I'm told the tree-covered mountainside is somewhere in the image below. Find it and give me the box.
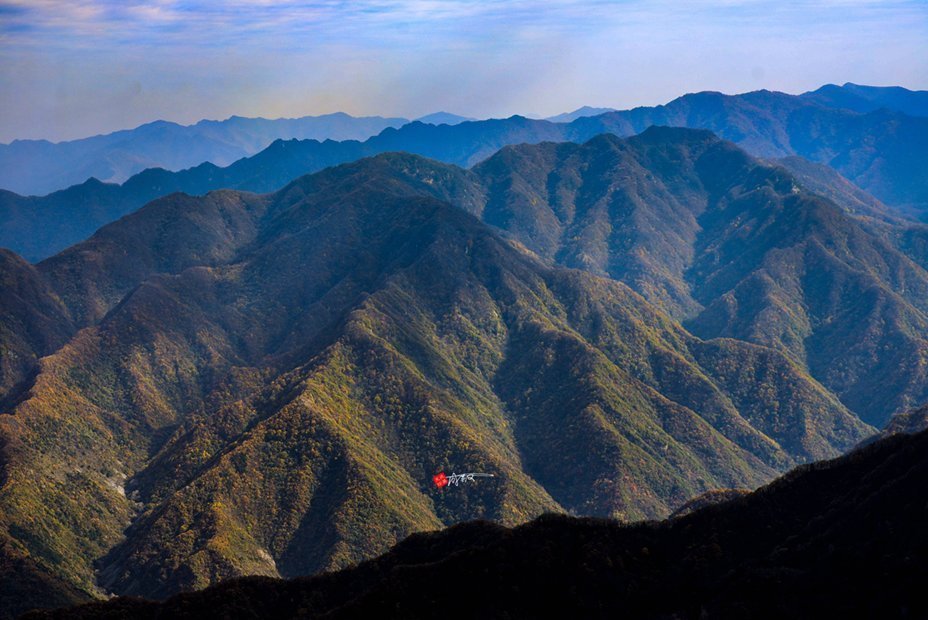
[4,86,927,262]
[24,423,928,620]
[234,129,928,428]
[462,129,928,427]
[0,135,876,616]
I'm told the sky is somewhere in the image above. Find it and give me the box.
[0,0,926,143]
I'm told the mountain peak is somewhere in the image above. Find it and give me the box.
[801,82,928,117]
[415,112,475,126]
[546,106,619,123]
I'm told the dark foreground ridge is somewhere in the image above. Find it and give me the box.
[25,427,928,619]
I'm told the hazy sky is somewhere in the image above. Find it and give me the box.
[1,0,926,143]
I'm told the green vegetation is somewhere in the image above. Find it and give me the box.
[23,426,928,619]
[7,128,919,616]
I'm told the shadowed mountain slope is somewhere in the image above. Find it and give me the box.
[25,423,928,620]
[0,250,73,396]
[866,402,928,446]
[0,145,871,613]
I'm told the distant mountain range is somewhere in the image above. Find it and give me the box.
[573,87,928,214]
[20,417,928,619]
[545,106,618,123]
[5,83,926,204]
[800,82,928,117]
[3,129,902,615]
[0,111,477,198]
[414,112,475,125]
[544,81,928,124]
[2,83,926,263]
[0,113,409,196]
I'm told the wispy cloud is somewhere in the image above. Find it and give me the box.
[2,0,924,47]
[1,0,926,142]
[1,0,625,47]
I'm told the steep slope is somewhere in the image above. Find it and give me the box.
[470,130,717,317]
[0,190,276,617]
[8,127,918,424]
[0,539,88,620]
[774,155,900,223]
[0,157,869,609]
[0,113,408,196]
[0,250,73,397]
[26,424,928,620]
[774,155,928,274]
[37,190,271,326]
[0,182,130,264]
[455,129,928,426]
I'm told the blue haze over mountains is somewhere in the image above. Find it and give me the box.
[6,82,925,199]
[0,113,410,197]
[2,83,927,263]
[0,112,478,198]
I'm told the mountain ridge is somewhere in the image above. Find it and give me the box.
[364,128,928,427]
[0,133,878,613]
[800,82,928,117]
[0,113,409,196]
[8,128,928,429]
[4,86,927,262]
[414,112,475,126]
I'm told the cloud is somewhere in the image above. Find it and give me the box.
[1,1,922,48]
[1,0,926,142]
